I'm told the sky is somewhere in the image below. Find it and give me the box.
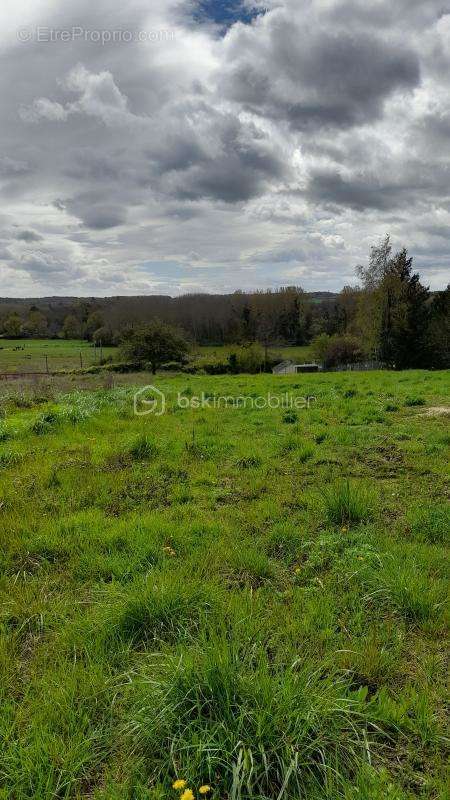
[0,0,449,297]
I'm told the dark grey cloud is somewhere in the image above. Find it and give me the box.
[73,204,127,230]
[221,14,420,131]
[166,121,286,202]
[15,229,44,242]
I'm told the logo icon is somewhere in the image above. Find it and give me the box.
[134,385,166,416]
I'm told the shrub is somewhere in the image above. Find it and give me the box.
[229,344,265,374]
[312,334,364,368]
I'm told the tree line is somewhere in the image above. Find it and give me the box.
[0,237,448,369]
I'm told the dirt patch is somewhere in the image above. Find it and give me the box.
[421,407,450,417]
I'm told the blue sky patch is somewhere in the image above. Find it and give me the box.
[193,0,262,28]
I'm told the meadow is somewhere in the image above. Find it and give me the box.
[0,339,312,375]
[0,370,448,799]
[0,339,116,374]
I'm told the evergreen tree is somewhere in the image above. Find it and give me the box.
[377,249,429,368]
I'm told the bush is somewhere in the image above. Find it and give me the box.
[312,334,364,368]
[228,343,265,374]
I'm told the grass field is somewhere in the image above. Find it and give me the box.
[0,339,313,375]
[0,340,116,374]
[0,370,448,799]
[193,344,313,363]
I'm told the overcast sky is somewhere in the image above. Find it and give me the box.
[0,0,449,297]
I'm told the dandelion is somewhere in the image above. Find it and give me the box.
[173,779,187,790]
[199,786,211,795]
[294,567,301,575]
[180,790,195,800]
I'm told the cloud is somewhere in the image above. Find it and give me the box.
[220,10,421,131]
[0,0,448,295]
[65,196,128,229]
[19,64,132,127]
[19,97,69,123]
[0,156,31,177]
[15,229,44,242]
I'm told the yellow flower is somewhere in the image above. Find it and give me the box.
[199,786,211,795]
[180,790,195,800]
[172,779,187,791]
[294,567,301,575]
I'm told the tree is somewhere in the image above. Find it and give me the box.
[357,234,392,290]
[119,320,189,373]
[356,237,430,368]
[92,326,115,347]
[377,249,429,368]
[62,314,82,339]
[2,313,23,338]
[228,343,265,374]
[426,286,450,369]
[85,311,105,341]
[21,310,48,338]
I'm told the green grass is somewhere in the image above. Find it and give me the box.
[195,344,313,363]
[0,339,115,373]
[0,370,448,799]
[0,339,312,376]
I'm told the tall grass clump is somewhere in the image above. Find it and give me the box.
[30,409,62,435]
[125,636,390,798]
[128,434,158,461]
[322,479,374,526]
[0,423,13,442]
[112,577,218,646]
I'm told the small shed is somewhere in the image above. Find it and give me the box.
[272,360,296,375]
[272,361,320,375]
[295,363,320,373]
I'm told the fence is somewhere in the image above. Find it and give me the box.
[326,361,384,372]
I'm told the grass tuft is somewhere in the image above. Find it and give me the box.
[322,479,374,526]
[128,434,158,460]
